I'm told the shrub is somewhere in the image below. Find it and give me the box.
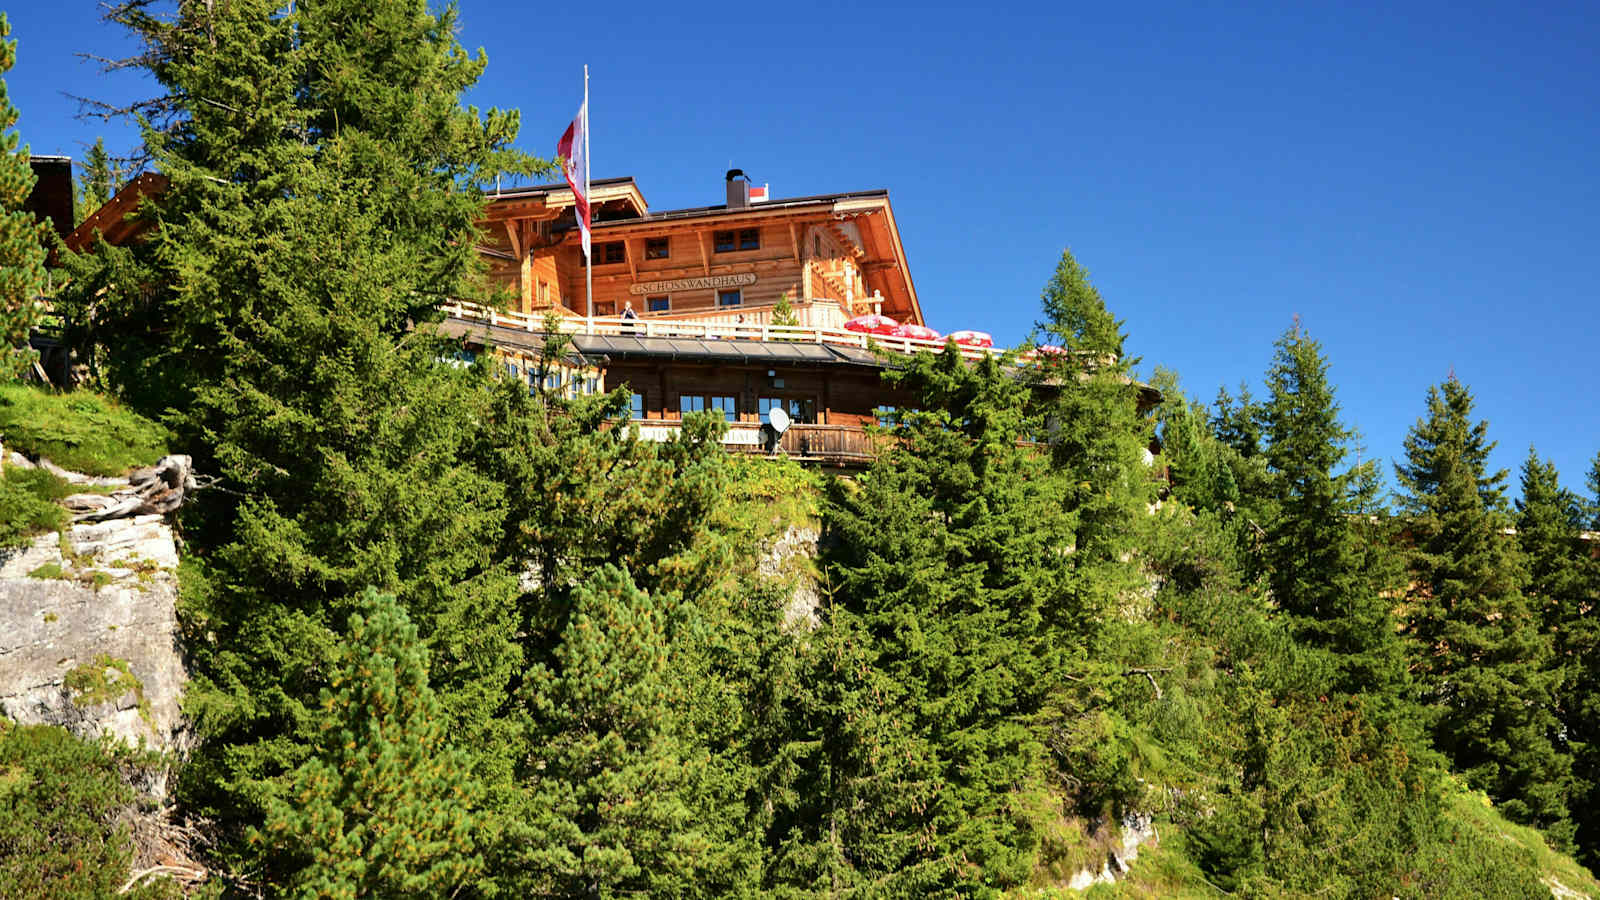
[0,720,167,898]
[0,465,69,548]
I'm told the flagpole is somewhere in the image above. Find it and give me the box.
[584,64,592,319]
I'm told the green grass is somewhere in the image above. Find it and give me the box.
[1439,778,1600,898]
[0,384,169,477]
[0,465,71,549]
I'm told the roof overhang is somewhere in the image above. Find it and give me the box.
[64,172,169,253]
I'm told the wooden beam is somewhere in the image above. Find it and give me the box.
[788,222,802,263]
[625,237,639,280]
[502,221,522,259]
[698,231,711,275]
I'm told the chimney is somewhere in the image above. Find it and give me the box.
[725,168,750,209]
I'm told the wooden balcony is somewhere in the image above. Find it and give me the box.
[631,421,879,466]
[636,298,850,331]
[441,300,1004,362]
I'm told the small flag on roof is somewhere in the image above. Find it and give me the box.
[749,183,770,203]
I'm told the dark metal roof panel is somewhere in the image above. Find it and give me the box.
[439,317,896,370]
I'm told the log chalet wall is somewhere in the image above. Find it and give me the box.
[603,360,914,427]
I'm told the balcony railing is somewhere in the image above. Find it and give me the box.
[635,299,850,332]
[441,300,1003,362]
[631,421,880,464]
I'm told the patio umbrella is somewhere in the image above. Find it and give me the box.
[1022,344,1068,362]
[947,330,994,348]
[889,324,942,341]
[843,313,900,335]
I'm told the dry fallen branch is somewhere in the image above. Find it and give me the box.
[118,864,206,894]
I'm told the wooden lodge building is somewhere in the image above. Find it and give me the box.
[444,169,971,465]
[62,166,1133,467]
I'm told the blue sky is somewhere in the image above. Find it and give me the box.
[8,1,1598,500]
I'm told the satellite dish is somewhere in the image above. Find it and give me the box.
[766,405,791,434]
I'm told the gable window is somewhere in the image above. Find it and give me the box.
[645,237,670,260]
[717,289,742,307]
[713,228,760,253]
[647,295,670,312]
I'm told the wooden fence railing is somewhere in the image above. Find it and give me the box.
[441,300,1004,362]
[630,421,880,465]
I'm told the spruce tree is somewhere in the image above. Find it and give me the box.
[0,13,45,381]
[1521,449,1600,867]
[1260,325,1406,699]
[1517,449,1587,634]
[260,590,484,898]
[1395,378,1573,844]
[801,347,1075,892]
[74,136,116,224]
[60,0,542,867]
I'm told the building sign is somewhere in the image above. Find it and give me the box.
[628,273,757,295]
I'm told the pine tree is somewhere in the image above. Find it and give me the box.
[1260,325,1407,699]
[507,565,707,897]
[260,590,484,898]
[1395,378,1573,844]
[0,13,45,381]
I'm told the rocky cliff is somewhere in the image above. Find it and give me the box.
[0,457,192,788]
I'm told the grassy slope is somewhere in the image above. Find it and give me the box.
[0,385,170,547]
[0,383,170,477]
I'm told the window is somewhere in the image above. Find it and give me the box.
[713,228,760,252]
[814,235,822,258]
[759,396,816,424]
[647,295,670,312]
[505,362,520,379]
[717,289,742,307]
[537,281,550,306]
[874,406,899,428]
[629,393,645,419]
[581,241,625,266]
[679,395,738,422]
[645,237,670,259]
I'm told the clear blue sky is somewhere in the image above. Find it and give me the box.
[8,1,1598,501]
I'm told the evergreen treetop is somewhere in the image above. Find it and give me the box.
[0,13,45,380]
[1037,247,1125,358]
[1396,377,1573,845]
[1260,324,1406,699]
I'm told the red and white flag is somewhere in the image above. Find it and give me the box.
[749,183,770,203]
[557,100,590,262]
